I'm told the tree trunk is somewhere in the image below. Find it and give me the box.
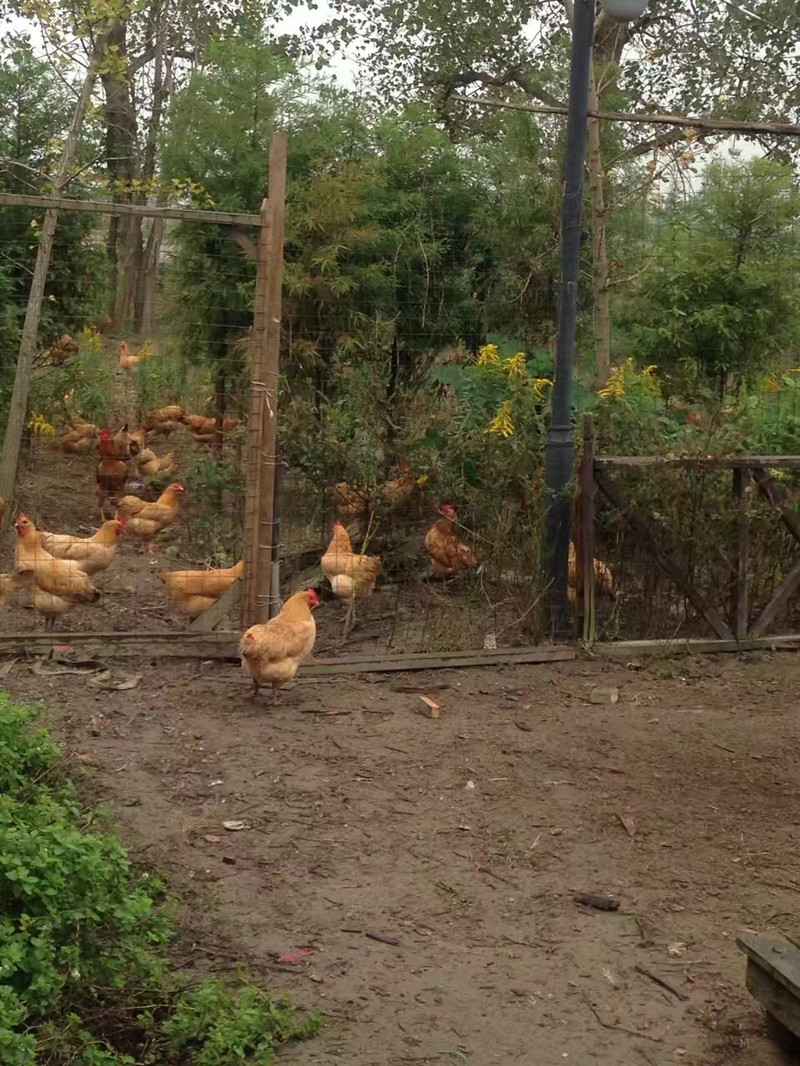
[587,72,611,388]
[135,32,172,331]
[0,65,98,516]
[99,16,141,328]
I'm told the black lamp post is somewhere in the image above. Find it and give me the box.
[543,0,650,637]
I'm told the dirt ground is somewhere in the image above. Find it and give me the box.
[3,645,799,1066]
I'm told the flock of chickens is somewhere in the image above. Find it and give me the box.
[1,345,487,704]
[241,504,481,703]
[0,332,618,702]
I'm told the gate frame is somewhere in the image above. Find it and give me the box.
[577,412,800,643]
[0,130,287,634]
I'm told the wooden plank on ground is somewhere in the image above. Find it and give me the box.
[0,633,575,670]
[594,469,734,641]
[738,931,800,1039]
[188,578,242,633]
[595,635,800,658]
[595,455,800,471]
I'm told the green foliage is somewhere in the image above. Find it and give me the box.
[29,330,116,426]
[624,160,800,391]
[158,980,322,1065]
[0,694,320,1065]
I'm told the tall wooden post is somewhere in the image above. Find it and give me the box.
[242,132,287,629]
[577,413,596,643]
[0,66,97,517]
[733,467,749,640]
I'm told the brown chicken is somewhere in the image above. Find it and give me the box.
[117,483,184,549]
[38,517,126,576]
[330,482,370,523]
[95,426,142,517]
[321,521,382,601]
[240,588,319,703]
[381,460,420,509]
[156,560,243,618]
[183,414,216,435]
[137,449,176,478]
[119,341,140,370]
[60,421,98,455]
[128,428,152,450]
[14,514,100,627]
[12,571,76,629]
[145,405,183,438]
[567,542,615,603]
[425,504,478,575]
[48,334,79,365]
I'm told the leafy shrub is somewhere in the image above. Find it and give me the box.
[0,694,320,1065]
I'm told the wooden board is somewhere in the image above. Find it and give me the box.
[188,578,242,633]
[738,931,800,1040]
[595,455,800,470]
[0,632,575,670]
[595,635,800,658]
[0,191,262,226]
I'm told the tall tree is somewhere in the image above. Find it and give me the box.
[315,0,800,384]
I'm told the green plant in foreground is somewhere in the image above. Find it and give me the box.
[0,694,321,1065]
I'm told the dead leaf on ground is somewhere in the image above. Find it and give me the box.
[222,820,249,832]
[114,673,142,691]
[616,812,636,838]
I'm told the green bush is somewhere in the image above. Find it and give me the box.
[0,695,320,1065]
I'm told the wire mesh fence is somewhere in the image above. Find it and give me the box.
[2,109,800,650]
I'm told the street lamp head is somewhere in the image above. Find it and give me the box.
[599,0,650,20]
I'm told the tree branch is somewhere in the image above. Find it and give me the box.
[449,94,800,138]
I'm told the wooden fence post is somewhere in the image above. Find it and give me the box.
[733,467,749,640]
[579,413,596,642]
[241,131,287,629]
[0,66,97,517]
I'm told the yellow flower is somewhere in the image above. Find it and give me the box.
[765,372,780,393]
[531,377,552,400]
[28,413,56,437]
[598,364,626,400]
[506,352,526,380]
[484,400,514,438]
[476,343,500,367]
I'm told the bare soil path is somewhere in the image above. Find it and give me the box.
[3,648,798,1065]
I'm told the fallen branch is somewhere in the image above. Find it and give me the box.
[633,964,689,1002]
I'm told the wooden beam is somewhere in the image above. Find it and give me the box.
[0,632,575,670]
[733,468,749,640]
[450,94,800,138]
[750,558,800,639]
[752,467,800,546]
[595,455,800,471]
[594,467,734,641]
[595,635,800,658]
[738,931,800,1041]
[255,131,287,622]
[241,197,270,630]
[576,413,596,643]
[188,578,242,633]
[0,192,263,227]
